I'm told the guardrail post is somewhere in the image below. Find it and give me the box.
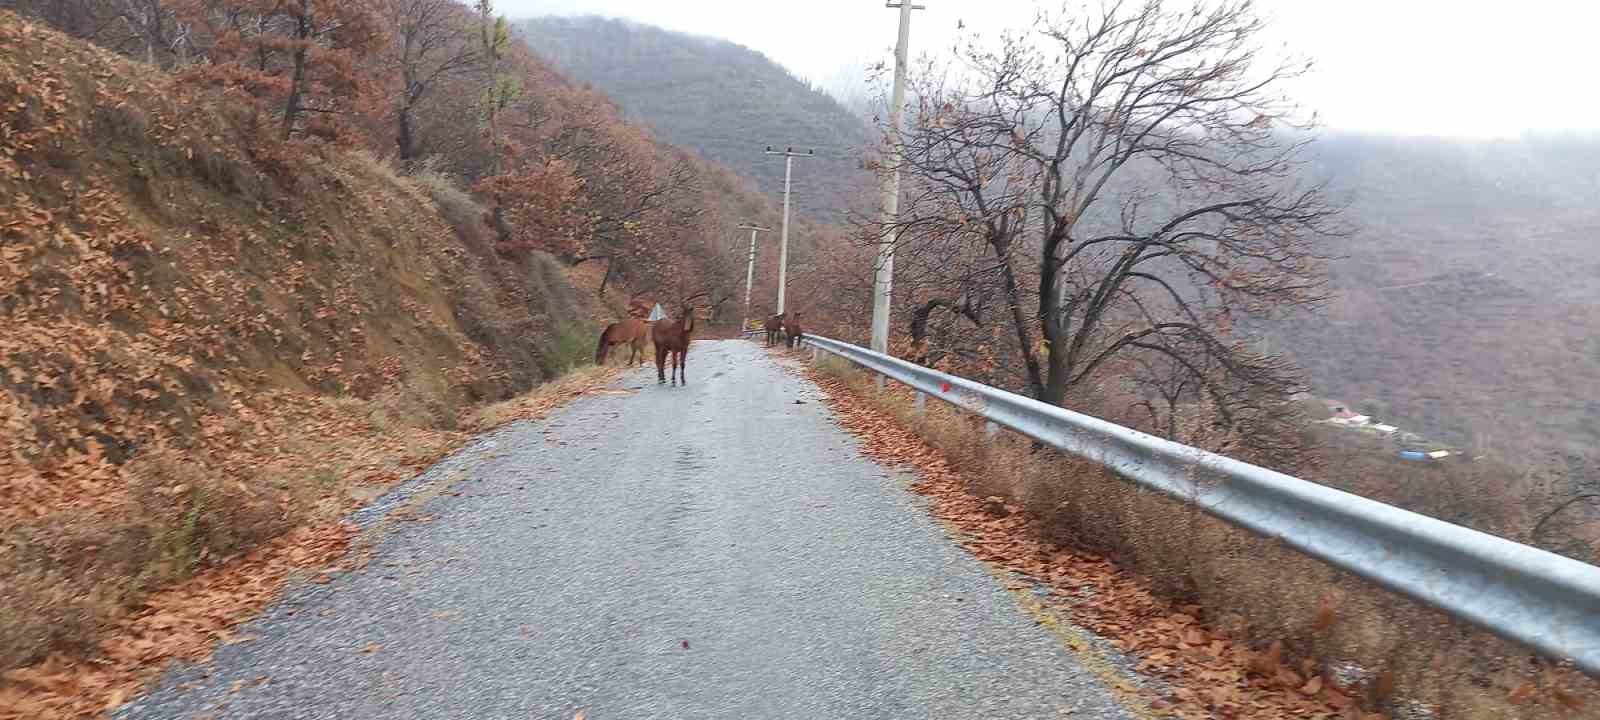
[914,390,925,415]
[810,344,818,362]
[984,420,999,441]
[875,373,885,392]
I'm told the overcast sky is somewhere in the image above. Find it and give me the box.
[500,0,1599,138]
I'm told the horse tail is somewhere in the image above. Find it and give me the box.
[595,324,612,365]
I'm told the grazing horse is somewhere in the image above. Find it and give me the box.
[595,318,649,366]
[764,313,785,347]
[652,303,697,385]
[783,312,804,349]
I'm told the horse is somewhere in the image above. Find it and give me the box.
[652,303,698,385]
[783,312,804,349]
[764,313,785,347]
[595,318,649,366]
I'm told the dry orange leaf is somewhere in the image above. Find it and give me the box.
[1313,596,1337,635]
[1553,687,1586,711]
[1248,640,1284,678]
[1373,669,1396,699]
[1507,679,1537,704]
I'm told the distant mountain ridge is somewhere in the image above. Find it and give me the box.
[517,15,877,223]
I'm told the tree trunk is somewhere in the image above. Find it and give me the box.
[397,35,417,160]
[1037,225,1070,406]
[397,105,415,160]
[490,204,511,245]
[993,239,1045,399]
[1041,296,1070,406]
[598,256,616,296]
[280,0,310,140]
[479,6,501,176]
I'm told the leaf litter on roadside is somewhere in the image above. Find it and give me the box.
[805,369,1385,720]
[0,365,626,720]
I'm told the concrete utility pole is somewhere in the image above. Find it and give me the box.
[764,146,813,315]
[869,1,922,354]
[737,223,773,323]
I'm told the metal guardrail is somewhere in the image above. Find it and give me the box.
[795,333,1600,675]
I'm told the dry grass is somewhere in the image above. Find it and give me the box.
[814,356,1598,720]
[0,451,292,671]
[466,364,624,432]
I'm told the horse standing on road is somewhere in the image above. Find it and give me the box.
[764,313,785,347]
[783,312,804,349]
[652,303,698,385]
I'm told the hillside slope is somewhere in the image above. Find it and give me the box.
[518,15,877,223]
[1281,134,1600,463]
[0,13,599,670]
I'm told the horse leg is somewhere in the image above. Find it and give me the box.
[677,349,686,385]
[655,344,668,384]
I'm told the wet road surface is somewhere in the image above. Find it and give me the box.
[118,340,1132,719]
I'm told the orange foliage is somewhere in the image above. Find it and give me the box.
[474,158,586,256]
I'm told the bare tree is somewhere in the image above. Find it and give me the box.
[110,0,187,65]
[877,0,1342,444]
[380,0,476,161]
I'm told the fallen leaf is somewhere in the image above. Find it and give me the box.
[1374,669,1396,699]
[1554,687,1585,711]
[1313,596,1337,634]
[1248,640,1284,678]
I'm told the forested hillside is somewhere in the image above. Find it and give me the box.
[517,15,878,223]
[1285,133,1600,464]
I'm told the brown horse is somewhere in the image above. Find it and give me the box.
[595,318,649,366]
[652,303,698,385]
[764,313,785,347]
[783,312,804,349]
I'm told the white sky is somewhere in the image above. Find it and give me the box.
[501,0,1600,138]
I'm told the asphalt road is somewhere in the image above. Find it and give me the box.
[118,340,1133,719]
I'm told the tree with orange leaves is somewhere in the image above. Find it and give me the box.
[174,0,383,141]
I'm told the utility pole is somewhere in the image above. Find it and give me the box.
[737,223,772,324]
[764,146,813,315]
[871,1,923,354]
